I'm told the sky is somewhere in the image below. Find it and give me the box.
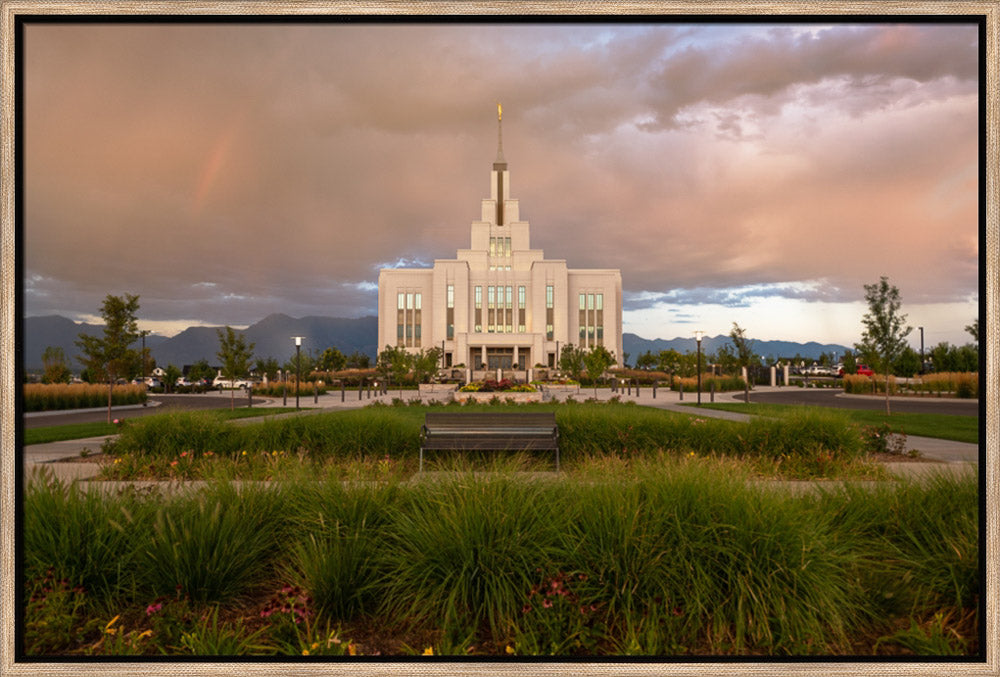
[21,19,982,349]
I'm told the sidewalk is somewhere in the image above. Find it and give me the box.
[23,385,980,484]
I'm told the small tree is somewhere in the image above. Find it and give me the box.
[855,276,912,415]
[377,345,412,396]
[729,322,755,400]
[965,318,979,343]
[75,293,141,423]
[582,345,615,396]
[164,364,183,393]
[411,347,444,384]
[318,347,348,373]
[558,344,585,382]
[634,350,656,371]
[216,326,256,410]
[346,350,371,369]
[187,359,214,386]
[255,356,280,382]
[41,346,72,384]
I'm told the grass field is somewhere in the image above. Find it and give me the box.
[686,402,979,444]
[24,408,299,446]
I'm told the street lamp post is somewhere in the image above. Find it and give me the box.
[919,326,925,373]
[292,336,305,410]
[695,331,704,406]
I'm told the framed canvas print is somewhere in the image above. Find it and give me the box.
[2,2,996,676]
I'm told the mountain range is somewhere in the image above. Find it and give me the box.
[22,314,850,372]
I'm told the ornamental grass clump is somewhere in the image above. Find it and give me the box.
[374,470,565,640]
[24,383,147,412]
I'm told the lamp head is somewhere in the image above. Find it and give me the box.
[694,330,704,343]
[292,336,304,347]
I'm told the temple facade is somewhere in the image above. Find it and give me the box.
[377,109,623,372]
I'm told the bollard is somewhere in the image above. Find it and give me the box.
[283,382,287,407]
[635,382,640,397]
[367,384,372,399]
[627,383,631,396]
[652,383,656,399]
[341,382,345,402]
[359,383,363,400]
[248,385,253,408]
[679,387,683,401]
[314,382,318,404]
[710,380,715,403]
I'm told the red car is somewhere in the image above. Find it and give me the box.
[856,364,874,376]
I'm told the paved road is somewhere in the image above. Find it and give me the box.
[746,388,979,417]
[23,392,270,428]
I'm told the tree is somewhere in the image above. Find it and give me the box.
[75,293,141,423]
[283,349,317,381]
[729,322,755,400]
[855,276,912,415]
[255,357,280,382]
[164,364,183,393]
[187,359,214,385]
[892,346,922,377]
[377,345,412,396]
[318,347,347,373]
[216,326,256,410]
[582,345,615,396]
[558,344,585,382]
[842,349,857,376]
[411,347,443,384]
[965,318,979,343]
[634,350,657,371]
[41,346,72,384]
[346,351,371,369]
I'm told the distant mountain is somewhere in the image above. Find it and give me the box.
[23,315,168,372]
[24,315,849,371]
[623,333,852,364]
[148,314,380,369]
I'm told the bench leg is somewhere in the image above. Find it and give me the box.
[556,448,560,473]
[419,448,424,473]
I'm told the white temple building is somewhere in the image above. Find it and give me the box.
[377,107,623,372]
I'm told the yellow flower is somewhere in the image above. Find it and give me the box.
[241,450,247,456]
[104,614,121,634]
[136,630,153,640]
[302,649,310,656]
[505,644,516,654]
[311,642,319,650]
[347,641,358,656]
[422,646,434,656]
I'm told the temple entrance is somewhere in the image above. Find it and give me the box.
[486,348,514,370]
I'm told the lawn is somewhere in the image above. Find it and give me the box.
[23,408,299,446]
[687,402,979,444]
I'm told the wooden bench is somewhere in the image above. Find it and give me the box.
[419,412,560,471]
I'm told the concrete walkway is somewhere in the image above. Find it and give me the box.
[23,385,980,485]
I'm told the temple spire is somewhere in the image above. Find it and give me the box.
[494,102,506,167]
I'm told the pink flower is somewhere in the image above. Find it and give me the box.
[170,460,178,467]
[146,602,162,616]
[542,598,553,609]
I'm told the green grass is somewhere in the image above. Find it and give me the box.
[22,461,979,656]
[689,402,979,444]
[23,408,298,446]
[96,402,878,482]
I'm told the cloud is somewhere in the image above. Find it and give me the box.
[20,21,980,335]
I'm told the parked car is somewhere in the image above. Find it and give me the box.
[131,376,161,389]
[212,375,252,389]
[175,377,193,387]
[856,364,874,376]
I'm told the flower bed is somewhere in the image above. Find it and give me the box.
[459,379,537,393]
[454,391,543,404]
